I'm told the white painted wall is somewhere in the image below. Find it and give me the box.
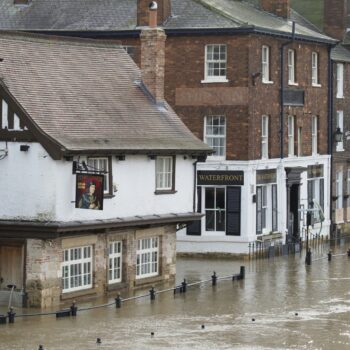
[177,155,331,254]
[0,142,196,221]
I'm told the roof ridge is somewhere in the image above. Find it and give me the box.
[191,0,246,26]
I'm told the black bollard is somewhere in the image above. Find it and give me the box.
[305,248,312,265]
[212,271,217,286]
[328,250,332,262]
[240,266,245,280]
[181,279,187,293]
[38,345,44,350]
[96,338,102,344]
[7,307,15,324]
[115,294,122,308]
[150,287,156,300]
[70,301,77,316]
[347,248,350,257]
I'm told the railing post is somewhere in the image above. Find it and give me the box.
[305,248,312,265]
[70,301,77,316]
[211,271,217,286]
[328,250,332,262]
[7,307,15,324]
[240,266,245,280]
[347,248,350,257]
[181,279,187,293]
[115,294,122,308]
[150,287,156,300]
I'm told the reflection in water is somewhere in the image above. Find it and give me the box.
[1,246,350,349]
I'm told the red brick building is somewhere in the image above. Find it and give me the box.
[0,0,337,253]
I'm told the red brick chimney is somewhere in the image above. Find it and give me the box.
[137,0,171,26]
[260,0,290,19]
[324,0,347,41]
[140,1,167,104]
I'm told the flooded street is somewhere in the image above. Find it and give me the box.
[1,244,350,350]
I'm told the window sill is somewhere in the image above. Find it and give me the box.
[61,287,96,300]
[262,80,274,85]
[207,156,226,161]
[201,78,229,84]
[336,149,345,152]
[107,282,128,292]
[134,275,162,286]
[288,82,299,86]
[154,190,177,195]
[104,194,116,199]
[336,95,344,99]
[312,83,322,88]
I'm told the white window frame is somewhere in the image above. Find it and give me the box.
[87,157,110,194]
[288,49,296,85]
[136,237,159,279]
[288,115,295,157]
[203,44,228,83]
[204,186,226,232]
[297,127,302,157]
[204,116,226,160]
[156,156,174,191]
[262,46,272,83]
[311,52,320,86]
[336,63,344,98]
[261,115,269,159]
[336,170,343,210]
[108,241,122,284]
[336,111,344,152]
[1,100,8,129]
[311,116,318,155]
[62,246,92,293]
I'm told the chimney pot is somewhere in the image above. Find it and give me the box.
[149,1,158,28]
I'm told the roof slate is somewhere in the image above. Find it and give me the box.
[0,32,209,154]
[0,0,336,43]
[331,44,350,63]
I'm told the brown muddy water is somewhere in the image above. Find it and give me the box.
[1,244,350,350]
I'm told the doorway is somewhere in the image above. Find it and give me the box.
[289,184,300,241]
[0,245,24,291]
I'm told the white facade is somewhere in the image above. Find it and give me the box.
[0,142,195,221]
[177,155,331,254]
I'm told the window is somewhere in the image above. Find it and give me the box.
[288,115,295,156]
[87,157,111,195]
[136,237,159,279]
[308,178,324,221]
[336,111,344,152]
[311,116,318,155]
[311,52,319,86]
[256,184,278,234]
[336,171,343,210]
[205,187,226,232]
[262,46,271,83]
[156,156,174,191]
[108,241,122,284]
[1,100,8,129]
[261,115,269,159]
[297,127,302,157]
[62,246,92,293]
[288,49,296,85]
[204,44,227,82]
[204,116,226,159]
[336,63,344,98]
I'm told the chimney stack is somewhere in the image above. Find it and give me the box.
[260,0,290,19]
[137,0,171,27]
[324,0,347,41]
[140,1,167,104]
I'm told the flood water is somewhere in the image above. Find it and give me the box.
[1,243,350,350]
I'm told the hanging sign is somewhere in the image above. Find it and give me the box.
[76,174,104,210]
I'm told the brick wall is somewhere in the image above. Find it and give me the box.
[260,0,290,18]
[324,0,347,41]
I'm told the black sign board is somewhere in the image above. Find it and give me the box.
[197,171,244,186]
[256,169,277,184]
[307,165,324,179]
[76,173,104,210]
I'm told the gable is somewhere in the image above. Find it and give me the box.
[0,82,64,160]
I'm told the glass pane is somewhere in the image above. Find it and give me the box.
[205,188,215,209]
[206,210,215,231]
[216,188,225,209]
[216,210,226,231]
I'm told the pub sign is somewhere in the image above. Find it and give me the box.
[76,174,104,210]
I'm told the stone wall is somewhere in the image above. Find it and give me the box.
[25,224,177,308]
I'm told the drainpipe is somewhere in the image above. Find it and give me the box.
[280,21,295,159]
[193,159,198,212]
[328,45,334,237]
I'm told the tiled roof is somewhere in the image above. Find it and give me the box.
[0,32,209,154]
[0,0,337,43]
[331,44,350,63]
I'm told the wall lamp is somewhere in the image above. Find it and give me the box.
[334,127,343,143]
